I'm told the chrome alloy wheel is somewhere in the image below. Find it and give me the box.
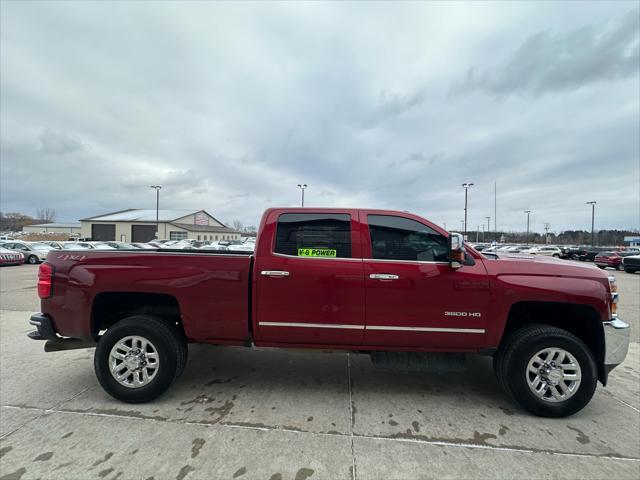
[109,336,159,388]
[526,347,582,402]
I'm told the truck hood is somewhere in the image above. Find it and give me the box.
[485,253,611,280]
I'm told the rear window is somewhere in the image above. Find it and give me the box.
[274,213,352,258]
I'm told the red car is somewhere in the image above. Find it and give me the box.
[28,207,628,418]
[0,247,24,266]
[594,251,627,271]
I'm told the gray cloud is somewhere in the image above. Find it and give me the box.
[454,8,639,96]
[0,1,638,233]
[39,129,85,155]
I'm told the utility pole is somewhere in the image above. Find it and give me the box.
[297,184,308,207]
[460,220,464,232]
[586,201,596,246]
[544,223,551,244]
[462,183,474,238]
[485,216,490,241]
[481,224,485,242]
[494,182,497,243]
[150,185,162,240]
[524,210,532,245]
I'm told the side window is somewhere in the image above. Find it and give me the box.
[275,213,352,258]
[368,215,448,262]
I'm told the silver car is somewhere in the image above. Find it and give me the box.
[1,241,53,264]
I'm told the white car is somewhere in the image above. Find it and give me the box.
[62,242,93,250]
[535,246,562,257]
[227,243,255,252]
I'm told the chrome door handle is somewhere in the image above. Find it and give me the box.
[369,273,399,280]
[261,270,290,277]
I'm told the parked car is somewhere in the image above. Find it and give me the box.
[88,243,117,250]
[105,242,141,250]
[131,243,157,249]
[0,247,24,266]
[41,241,64,249]
[535,246,562,257]
[62,242,93,250]
[594,252,625,271]
[622,254,640,274]
[28,207,628,418]
[2,241,53,264]
[581,247,608,262]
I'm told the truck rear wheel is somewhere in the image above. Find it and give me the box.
[495,324,597,417]
[94,315,187,403]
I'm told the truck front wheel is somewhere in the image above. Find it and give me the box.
[495,325,597,417]
[94,315,187,403]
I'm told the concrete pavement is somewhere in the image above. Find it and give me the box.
[0,266,639,479]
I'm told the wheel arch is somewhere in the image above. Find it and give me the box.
[500,301,606,383]
[91,292,184,341]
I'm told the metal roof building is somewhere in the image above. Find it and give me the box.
[22,222,82,235]
[79,209,241,242]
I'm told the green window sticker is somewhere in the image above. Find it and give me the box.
[297,248,337,258]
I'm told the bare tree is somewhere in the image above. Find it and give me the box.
[0,212,35,232]
[35,207,56,223]
[232,219,244,232]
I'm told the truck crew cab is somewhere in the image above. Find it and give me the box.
[28,208,629,417]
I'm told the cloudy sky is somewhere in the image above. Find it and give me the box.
[1,1,638,233]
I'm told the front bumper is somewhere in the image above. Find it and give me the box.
[600,318,630,385]
[603,318,630,365]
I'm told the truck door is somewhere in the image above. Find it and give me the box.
[361,212,490,349]
[254,211,365,345]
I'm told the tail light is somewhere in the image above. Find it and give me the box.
[38,262,54,299]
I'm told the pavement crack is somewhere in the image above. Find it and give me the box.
[347,353,357,480]
[601,390,640,414]
[4,402,640,464]
[0,385,93,440]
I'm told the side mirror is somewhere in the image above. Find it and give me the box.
[449,232,465,269]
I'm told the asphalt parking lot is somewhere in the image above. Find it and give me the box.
[0,264,638,479]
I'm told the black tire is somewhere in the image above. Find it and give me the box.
[94,315,187,403]
[552,254,559,258]
[27,255,39,264]
[495,324,597,418]
[616,264,624,271]
[597,265,605,269]
[625,268,636,274]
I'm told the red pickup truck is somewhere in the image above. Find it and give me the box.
[29,208,629,417]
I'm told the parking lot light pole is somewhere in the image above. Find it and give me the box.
[586,201,596,246]
[150,185,162,240]
[462,183,474,238]
[485,216,490,239]
[524,210,532,245]
[297,184,308,207]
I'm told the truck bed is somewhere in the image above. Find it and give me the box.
[43,250,254,343]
